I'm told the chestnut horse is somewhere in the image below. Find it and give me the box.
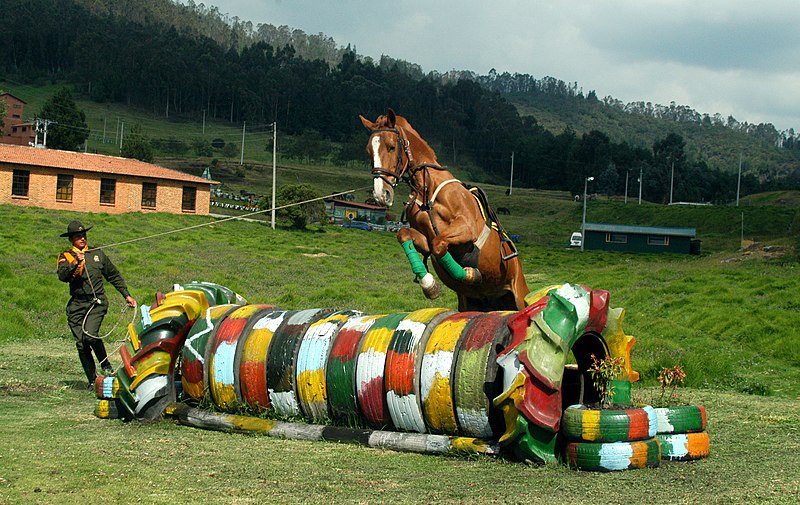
[359,109,529,311]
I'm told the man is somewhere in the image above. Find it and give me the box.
[57,220,136,388]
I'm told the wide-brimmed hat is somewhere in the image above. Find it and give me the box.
[60,220,93,238]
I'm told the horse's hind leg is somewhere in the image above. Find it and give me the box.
[397,228,442,300]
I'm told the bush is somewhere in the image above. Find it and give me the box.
[277,184,326,229]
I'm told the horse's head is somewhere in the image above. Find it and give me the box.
[359,109,410,207]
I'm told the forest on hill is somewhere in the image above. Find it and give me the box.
[2,0,798,201]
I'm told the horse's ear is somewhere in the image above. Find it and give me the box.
[359,114,376,130]
[386,109,396,127]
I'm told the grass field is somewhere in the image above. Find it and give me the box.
[1,197,799,503]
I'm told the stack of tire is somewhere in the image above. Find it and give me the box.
[561,403,661,471]
[93,375,123,419]
[654,405,709,461]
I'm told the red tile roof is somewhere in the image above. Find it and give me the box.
[0,144,217,184]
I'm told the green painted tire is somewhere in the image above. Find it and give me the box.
[565,437,661,471]
[562,404,657,443]
[657,431,710,461]
[655,405,706,434]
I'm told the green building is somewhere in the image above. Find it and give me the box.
[583,222,699,254]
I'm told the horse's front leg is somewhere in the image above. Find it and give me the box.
[430,217,482,285]
[397,227,442,300]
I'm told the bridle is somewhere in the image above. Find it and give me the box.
[368,127,414,189]
[369,127,444,195]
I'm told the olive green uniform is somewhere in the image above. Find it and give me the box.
[57,246,131,385]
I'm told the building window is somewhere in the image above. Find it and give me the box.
[142,182,157,208]
[56,174,74,202]
[606,232,628,244]
[100,178,116,205]
[11,169,29,197]
[648,235,670,246]
[182,186,197,212]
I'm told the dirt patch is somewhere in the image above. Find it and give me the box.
[301,252,337,258]
[721,242,791,263]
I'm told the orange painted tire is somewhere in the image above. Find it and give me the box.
[657,431,710,461]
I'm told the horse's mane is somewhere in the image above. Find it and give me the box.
[392,115,439,165]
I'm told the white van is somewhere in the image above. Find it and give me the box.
[569,232,582,248]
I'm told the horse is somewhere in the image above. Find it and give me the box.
[359,109,529,312]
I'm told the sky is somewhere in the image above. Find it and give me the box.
[198,1,800,132]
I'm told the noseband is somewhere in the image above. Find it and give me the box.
[369,127,414,188]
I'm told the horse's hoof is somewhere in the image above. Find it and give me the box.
[422,281,442,300]
[464,268,482,285]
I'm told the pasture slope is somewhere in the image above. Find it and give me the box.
[0,197,798,503]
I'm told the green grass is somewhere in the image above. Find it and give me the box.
[1,184,799,502]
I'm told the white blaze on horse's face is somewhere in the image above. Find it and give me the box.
[371,135,394,207]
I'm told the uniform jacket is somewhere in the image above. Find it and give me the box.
[57,246,131,302]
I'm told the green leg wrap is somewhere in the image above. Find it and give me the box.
[401,240,428,279]
[438,252,467,282]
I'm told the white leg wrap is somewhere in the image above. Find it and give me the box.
[419,273,435,289]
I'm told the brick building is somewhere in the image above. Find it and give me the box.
[0,144,218,215]
[1,92,35,146]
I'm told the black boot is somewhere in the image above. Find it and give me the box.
[90,338,114,375]
[77,344,96,388]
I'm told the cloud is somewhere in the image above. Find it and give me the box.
[200,1,800,130]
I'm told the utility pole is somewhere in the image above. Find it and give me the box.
[33,118,40,147]
[736,153,742,206]
[624,169,629,204]
[508,152,514,196]
[42,119,55,148]
[202,109,206,135]
[581,176,594,251]
[638,167,643,205]
[240,121,246,165]
[119,121,124,151]
[271,122,277,230]
[102,116,107,144]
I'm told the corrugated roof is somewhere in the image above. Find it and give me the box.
[0,144,217,185]
[585,222,696,237]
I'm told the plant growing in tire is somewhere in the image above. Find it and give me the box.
[650,364,710,461]
[561,355,660,471]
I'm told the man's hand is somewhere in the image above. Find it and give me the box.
[75,250,85,262]
[125,296,137,308]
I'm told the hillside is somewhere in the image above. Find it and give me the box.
[506,91,800,179]
[2,0,798,202]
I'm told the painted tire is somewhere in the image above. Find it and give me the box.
[565,437,661,471]
[655,405,707,434]
[657,431,710,461]
[326,314,381,425]
[562,404,657,443]
[209,304,275,410]
[385,308,453,433]
[296,311,359,421]
[356,313,408,429]
[133,374,173,420]
[94,375,118,399]
[181,304,240,401]
[266,309,331,417]
[94,399,121,419]
[454,311,513,438]
[421,312,477,434]
[238,310,287,411]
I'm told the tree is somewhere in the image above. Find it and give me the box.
[121,123,154,163]
[276,183,325,229]
[38,88,89,150]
